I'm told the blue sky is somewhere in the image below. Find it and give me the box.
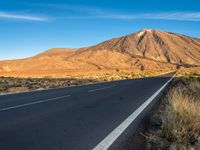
[0,0,200,60]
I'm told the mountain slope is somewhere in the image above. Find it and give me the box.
[76,29,200,65]
[0,29,200,76]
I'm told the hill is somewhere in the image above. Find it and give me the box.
[0,29,200,77]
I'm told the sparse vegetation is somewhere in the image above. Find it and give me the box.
[145,73,200,150]
[0,77,97,94]
[177,67,200,78]
[0,70,170,94]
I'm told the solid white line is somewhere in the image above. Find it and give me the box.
[93,75,175,150]
[0,95,71,112]
[88,85,116,93]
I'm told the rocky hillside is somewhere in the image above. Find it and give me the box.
[79,29,200,65]
[0,29,200,77]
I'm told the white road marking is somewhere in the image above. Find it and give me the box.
[93,75,175,150]
[0,95,71,112]
[88,85,116,93]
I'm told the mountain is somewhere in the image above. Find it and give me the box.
[75,29,200,65]
[0,29,200,77]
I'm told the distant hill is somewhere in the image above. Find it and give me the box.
[0,29,200,77]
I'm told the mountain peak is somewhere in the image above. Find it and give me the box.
[0,29,200,76]
[137,28,154,37]
[140,28,153,32]
[89,29,200,66]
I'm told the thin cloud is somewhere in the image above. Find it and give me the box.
[36,3,106,15]
[0,11,48,21]
[61,12,200,21]
[37,3,200,21]
[10,3,200,22]
[142,12,200,21]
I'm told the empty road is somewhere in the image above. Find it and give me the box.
[0,73,174,150]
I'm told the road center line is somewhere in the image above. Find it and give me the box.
[88,85,116,93]
[0,95,71,112]
[93,75,175,150]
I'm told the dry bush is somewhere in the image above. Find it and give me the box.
[177,67,200,77]
[145,79,200,150]
[0,70,170,94]
[165,81,199,148]
[163,84,200,145]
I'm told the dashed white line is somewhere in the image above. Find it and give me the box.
[88,85,116,93]
[0,95,71,112]
[92,75,175,150]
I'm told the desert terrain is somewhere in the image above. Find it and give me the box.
[0,29,200,78]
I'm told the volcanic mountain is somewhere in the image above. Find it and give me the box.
[0,29,200,76]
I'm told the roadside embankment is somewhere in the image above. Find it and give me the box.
[144,72,200,149]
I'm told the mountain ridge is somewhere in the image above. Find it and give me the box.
[0,29,200,76]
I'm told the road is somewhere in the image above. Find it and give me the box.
[0,73,174,150]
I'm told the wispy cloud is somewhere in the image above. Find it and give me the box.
[141,12,200,21]
[0,11,48,21]
[37,3,106,15]
[61,12,200,21]
[40,4,200,21]
[4,3,200,22]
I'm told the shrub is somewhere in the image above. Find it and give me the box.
[163,84,200,145]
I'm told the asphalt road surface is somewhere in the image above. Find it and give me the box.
[0,73,174,150]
